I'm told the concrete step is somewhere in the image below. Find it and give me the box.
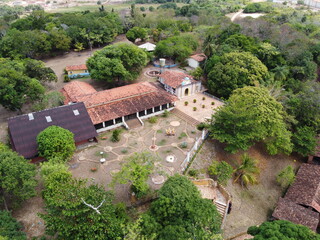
[125,118,142,129]
[171,108,201,126]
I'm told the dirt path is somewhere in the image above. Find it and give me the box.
[43,34,131,91]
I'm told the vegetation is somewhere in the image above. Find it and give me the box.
[234,154,260,187]
[154,34,198,62]
[87,43,148,86]
[0,210,26,240]
[277,165,295,189]
[140,175,221,239]
[148,116,158,124]
[126,27,148,42]
[208,161,233,185]
[210,87,292,155]
[111,129,122,142]
[37,126,76,162]
[0,150,37,209]
[248,220,320,239]
[111,152,155,198]
[40,164,126,239]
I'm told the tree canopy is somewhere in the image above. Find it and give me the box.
[37,126,76,162]
[140,174,221,239]
[0,149,37,209]
[0,58,48,110]
[210,86,292,155]
[126,27,148,42]
[0,210,26,240]
[40,162,127,239]
[87,43,148,86]
[206,52,268,99]
[247,220,320,240]
[154,34,198,62]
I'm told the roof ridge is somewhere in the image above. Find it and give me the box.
[8,102,82,120]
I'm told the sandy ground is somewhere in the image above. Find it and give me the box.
[175,92,224,123]
[190,140,303,239]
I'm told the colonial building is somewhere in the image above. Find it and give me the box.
[61,81,178,132]
[272,163,320,231]
[187,53,207,68]
[8,102,97,160]
[158,70,202,99]
[65,64,90,79]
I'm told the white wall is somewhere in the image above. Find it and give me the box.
[187,58,199,68]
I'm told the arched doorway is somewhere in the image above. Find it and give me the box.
[184,88,189,96]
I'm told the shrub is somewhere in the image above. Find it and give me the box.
[178,132,187,139]
[211,101,215,105]
[193,107,197,111]
[202,97,206,100]
[149,6,155,11]
[197,122,209,131]
[140,6,145,11]
[208,161,233,185]
[188,169,199,177]
[121,149,128,154]
[148,116,158,123]
[64,75,70,82]
[193,99,196,103]
[158,139,166,146]
[111,129,122,142]
[277,165,295,188]
[184,101,188,106]
[179,142,188,148]
[162,109,169,118]
[202,105,205,108]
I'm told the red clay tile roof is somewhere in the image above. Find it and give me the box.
[62,82,178,125]
[61,81,97,104]
[189,53,207,62]
[65,64,88,71]
[8,103,97,159]
[272,197,319,232]
[285,163,320,212]
[159,71,197,89]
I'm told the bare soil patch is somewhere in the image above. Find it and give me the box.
[190,139,303,239]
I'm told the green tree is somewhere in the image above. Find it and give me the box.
[141,175,221,239]
[207,52,268,98]
[276,165,295,189]
[292,126,317,157]
[0,58,46,110]
[111,152,155,198]
[126,27,148,42]
[23,58,57,83]
[154,34,198,62]
[208,161,233,185]
[40,166,126,239]
[0,150,37,210]
[210,86,293,155]
[37,126,76,162]
[32,91,64,111]
[87,43,148,86]
[248,220,320,240]
[0,211,26,240]
[234,154,260,187]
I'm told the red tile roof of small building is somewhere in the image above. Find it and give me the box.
[272,197,319,232]
[8,103,97,159]
[61,81,97,104]
[65,64,88,71]
[285,163,320,212]
[189,53,207,62]
[61,82,178,124]
[159,71,197,89]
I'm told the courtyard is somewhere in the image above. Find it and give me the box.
[69,112,202,204]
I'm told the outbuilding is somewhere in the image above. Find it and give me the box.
[65,64,90,79]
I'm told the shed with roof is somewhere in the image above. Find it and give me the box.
[65,64,90,79]
[187,53,207,68]
[158,70,201,99]
[8,102,97,160]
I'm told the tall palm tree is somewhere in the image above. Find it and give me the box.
[234,153,260,187]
